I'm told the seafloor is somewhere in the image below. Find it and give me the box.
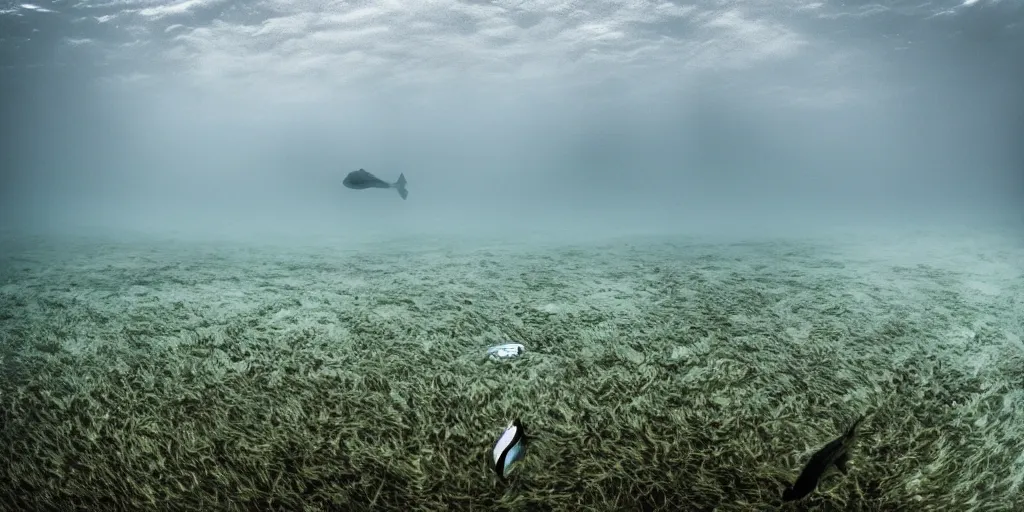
[0,227,1021,511]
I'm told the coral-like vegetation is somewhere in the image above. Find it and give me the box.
[1,231,1022,511]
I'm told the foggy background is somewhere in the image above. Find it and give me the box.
[1,0,1021,240]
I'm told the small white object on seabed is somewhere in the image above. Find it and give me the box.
[486,342,525,361]
[492,418,527,479]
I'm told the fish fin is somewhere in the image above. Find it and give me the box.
[394,173,408,200]
[835,452,850,474]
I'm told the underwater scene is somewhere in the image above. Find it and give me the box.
[1,227,1022,511]
[1,0,1022,510]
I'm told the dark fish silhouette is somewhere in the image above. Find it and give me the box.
[782,415,865,501]
[342,169,408,200]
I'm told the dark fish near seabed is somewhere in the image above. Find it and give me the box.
[782,414,866,502]
[342,169,408,200]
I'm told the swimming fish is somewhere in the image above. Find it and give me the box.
[342,169,408,200]
[492,418,528,479]
[782,414,866,501]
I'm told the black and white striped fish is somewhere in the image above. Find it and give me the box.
[492,418,528,479]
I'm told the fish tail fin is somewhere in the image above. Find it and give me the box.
[394,173,408,200]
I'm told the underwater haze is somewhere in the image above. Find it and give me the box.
[0,0,1021,236]
[1,0,1023,511]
